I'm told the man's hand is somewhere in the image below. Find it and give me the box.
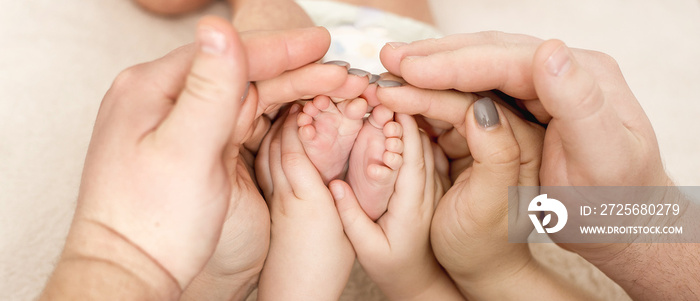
[41,17,335,300]
[377,32,697,301]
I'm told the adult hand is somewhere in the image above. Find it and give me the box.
[41,17,335,300]
[380,33,668,189]
[377,32,693,301]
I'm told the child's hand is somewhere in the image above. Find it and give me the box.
[254,104,355,300]
[329,113,464,301]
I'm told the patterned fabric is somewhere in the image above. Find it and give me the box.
[297,0,442,74]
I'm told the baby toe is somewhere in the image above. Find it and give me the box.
[297,111,314,127]
[303,99,322,117]
[298,124,317,141]
[368,105,395,129]
[385,137,404,154]
[366,164,393,183]
[339,97,369,120]
[383,151,403,171]
[383,121,403,139]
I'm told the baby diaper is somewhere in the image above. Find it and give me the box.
[296,0,443,74]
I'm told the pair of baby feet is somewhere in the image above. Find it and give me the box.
[297,95,404,221]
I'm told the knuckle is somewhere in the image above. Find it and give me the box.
[486,141,521,167]
[183,71,227,103]
[280,151,306,169]
[589,50,619,67]
[112,64,145,90]
[481,30,506,42]
[104,64,148,108]
[571,79,604,118]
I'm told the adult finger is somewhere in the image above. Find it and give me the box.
[532,40,632,180]
[157,16,247,155]
[376,81,479,137]
[380,31,541,77]
[132,25,332,101]
[460,97,521,217]
[395,44,539,100]
[254,63,349,116]
[135,0,214,16]
[379,32,541,99]
[242,26,331,81]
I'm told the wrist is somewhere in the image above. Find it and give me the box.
[449,249,536,299]
[41,217,180,300]
[393,266,465,301]
[444,243,533,288]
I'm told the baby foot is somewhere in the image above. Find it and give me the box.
[298,95,368,184]
[346,105,404,221]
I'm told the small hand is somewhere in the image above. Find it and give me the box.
[254,104,355,300]
[331,112,464,300]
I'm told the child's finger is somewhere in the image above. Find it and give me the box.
[268,112,293,198]
[387,114,426,219]
[437,127,470,160]
[279,105,329,199]
[254,112,285,199]
[420,131,437,210]
[330,180,387,251]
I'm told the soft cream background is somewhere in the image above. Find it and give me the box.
[1,0,698,300]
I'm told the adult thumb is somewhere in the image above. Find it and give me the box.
[532,40,630,172]
[158,17,249,155]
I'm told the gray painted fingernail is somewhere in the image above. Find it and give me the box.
[369,74,380,84]
[241,82,250,102]
[324,60,350,69]
[377,80,403,88]
[348,68,370,78]
[474,97,500,129]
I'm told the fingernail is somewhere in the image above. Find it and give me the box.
[241,82,250,102]
[545,44,572,77]
[324,60,350,69]
[369,74,380,84]
[377,80,403,88]
[474,97,500,129]
[198,26,227,55]
[348,68,370,78]
[330,182,345,200]
[387,42,407,49]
